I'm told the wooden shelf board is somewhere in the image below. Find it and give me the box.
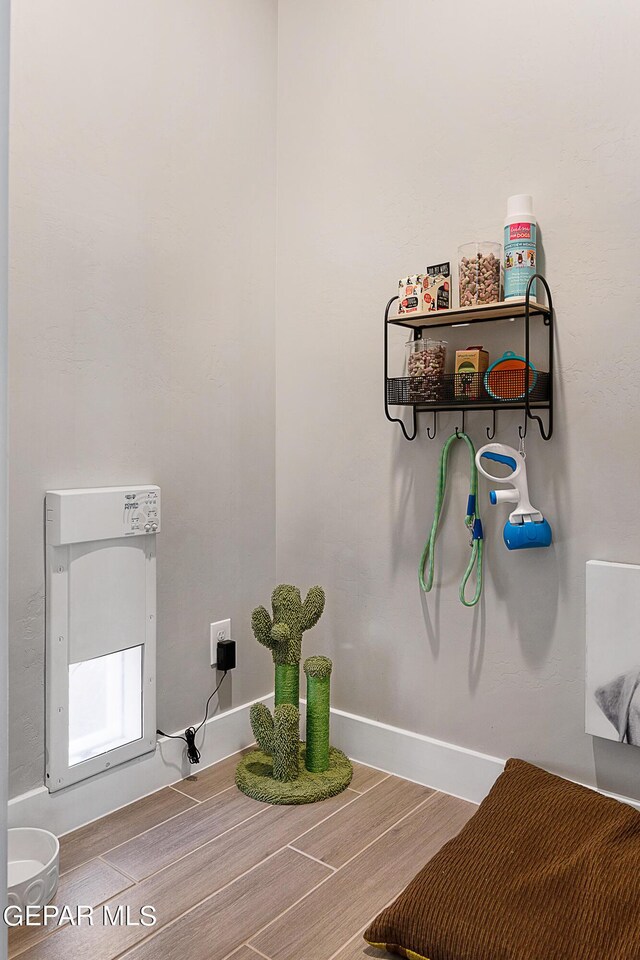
[387,299,550,330]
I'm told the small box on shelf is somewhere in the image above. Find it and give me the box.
[398,263,451,317]
[455,346,489,400]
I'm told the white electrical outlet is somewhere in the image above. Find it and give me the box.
[210,618,231,667]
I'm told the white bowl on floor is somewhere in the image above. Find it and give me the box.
[8,828,60,910]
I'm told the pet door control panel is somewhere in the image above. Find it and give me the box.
[123,489,160,536]
[46,485,161,546]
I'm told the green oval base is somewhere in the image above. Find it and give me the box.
[235,743,353,805]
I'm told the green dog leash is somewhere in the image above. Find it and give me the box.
[419,431,484,607]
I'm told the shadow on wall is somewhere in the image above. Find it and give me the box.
[389,426,419,583]
[491,548,560,669]
[592,736,640,802]
[419,571,486,695]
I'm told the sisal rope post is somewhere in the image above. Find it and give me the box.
[304,656,332,773]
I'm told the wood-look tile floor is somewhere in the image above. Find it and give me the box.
[9,752,476,960]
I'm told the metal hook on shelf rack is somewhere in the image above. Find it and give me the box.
[518,405,551,442]
[426,411,437,439]
[486,409,497,440]
[455,410,466,438]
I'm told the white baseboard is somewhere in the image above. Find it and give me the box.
[325,706,640,812]
[8,693,273,837]
[325,706,504,804]
[11,696,640,837]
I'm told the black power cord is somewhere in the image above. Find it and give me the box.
[156,670,228,764]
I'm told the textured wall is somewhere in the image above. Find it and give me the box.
[275,0,640,799]
[9,0,277,798]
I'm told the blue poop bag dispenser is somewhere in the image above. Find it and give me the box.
[475,443,552,550]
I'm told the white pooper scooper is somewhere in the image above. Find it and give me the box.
[475,442,552,550]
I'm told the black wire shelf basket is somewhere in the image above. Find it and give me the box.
[386,369,550,408]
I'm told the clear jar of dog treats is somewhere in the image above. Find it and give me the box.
[406,338,447,401]
[458,242,502,307]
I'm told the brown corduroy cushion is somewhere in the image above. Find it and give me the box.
[365,758,640,960]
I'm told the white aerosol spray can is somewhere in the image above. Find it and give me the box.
[504,195,537,300]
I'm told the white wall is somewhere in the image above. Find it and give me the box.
[8,0,640,813]
[8,0,277,798]
[275,0,640,800]
[0,0,8,949]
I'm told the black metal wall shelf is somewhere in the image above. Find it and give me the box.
[384,274,554,442]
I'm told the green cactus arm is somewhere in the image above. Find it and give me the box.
[300,586,325,631]
[250,702,274,754]
[252,605,275,651]
[272,704,300,782]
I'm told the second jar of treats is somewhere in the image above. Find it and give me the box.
[406,338,447,402]
[458,242,501,307]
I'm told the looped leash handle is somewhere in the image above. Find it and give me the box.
[419,431,483,608]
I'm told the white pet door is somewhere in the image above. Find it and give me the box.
[45,486,160,792]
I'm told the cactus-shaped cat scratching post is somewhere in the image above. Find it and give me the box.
[236,584,352,804]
